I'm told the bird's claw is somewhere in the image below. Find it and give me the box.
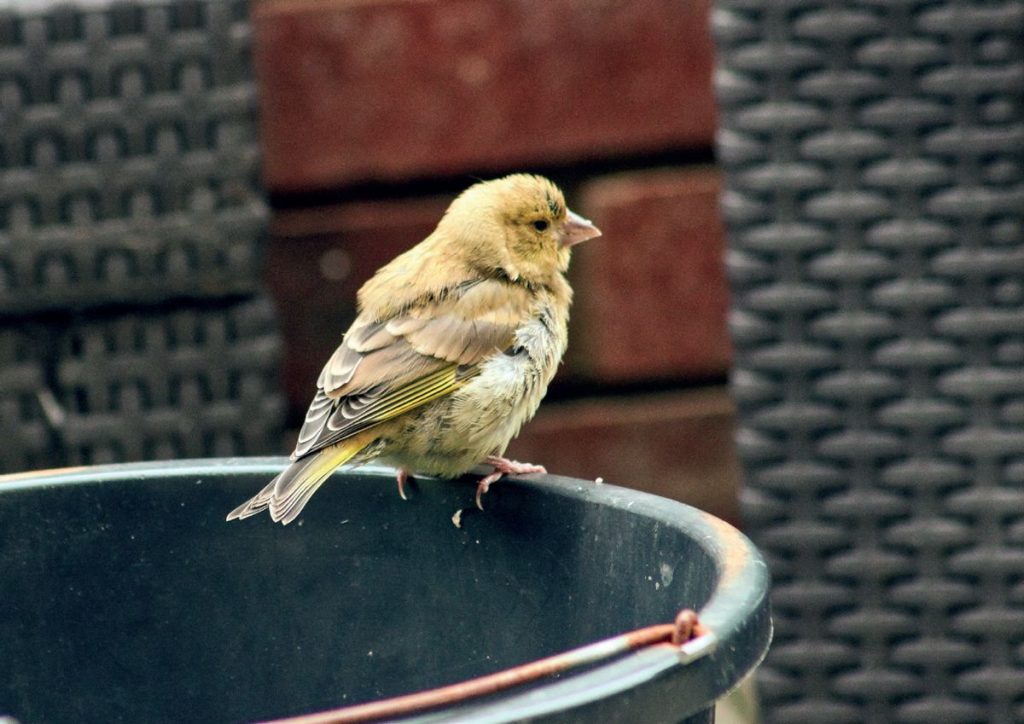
[475,471,501,510]
[475,457,546,510]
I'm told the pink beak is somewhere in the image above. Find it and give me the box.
[560,209,602,247]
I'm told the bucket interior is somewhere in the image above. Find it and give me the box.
[0,464,719,723]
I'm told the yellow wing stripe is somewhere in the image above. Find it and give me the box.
[362,366,466,421]
[326,364,481,441]
[269,434,378,524]
[226,433,373,523]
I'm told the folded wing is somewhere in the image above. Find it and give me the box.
[292,277,531,459]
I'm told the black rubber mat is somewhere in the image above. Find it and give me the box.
[0,327,54,472]
[0,296,283,474]
[0,1,283,474]
[714,1,1024,722]
[54,296,284,466]
[0,0,265,316]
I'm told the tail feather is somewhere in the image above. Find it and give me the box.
[226,437,370,525]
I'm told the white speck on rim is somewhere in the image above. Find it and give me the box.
[659,563,675,587]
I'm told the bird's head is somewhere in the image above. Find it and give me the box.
[439,174,602,285]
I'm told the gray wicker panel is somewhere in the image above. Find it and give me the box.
[55,296,284,466]
[714,1,1024,722]
[0,0,266,316]
[0,296,283,474]
[0,326,53,471]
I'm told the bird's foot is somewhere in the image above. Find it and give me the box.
[485,456,547,476]
[475,456,547,510]
[396,468,410,501]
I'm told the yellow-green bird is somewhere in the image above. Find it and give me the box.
[228,174,601,524]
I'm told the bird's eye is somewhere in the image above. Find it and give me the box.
[532,219,549,232]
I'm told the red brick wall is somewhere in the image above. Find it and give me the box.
[569,168,732,382]
[254,0,717,191]
[256,0,738,522]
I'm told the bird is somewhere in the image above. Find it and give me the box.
[227,174,601,524]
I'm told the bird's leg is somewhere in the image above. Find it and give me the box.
[475,456,547,510]
[396,468,410,501]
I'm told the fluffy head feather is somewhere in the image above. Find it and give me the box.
[440,173,571,280]
[358,175,595,321]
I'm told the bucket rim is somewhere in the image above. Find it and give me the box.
[1,458,772,722]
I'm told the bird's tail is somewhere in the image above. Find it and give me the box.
[226,435,372,525]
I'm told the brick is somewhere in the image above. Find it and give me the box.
[264,196,450,416]
[567,167,732,382]
[254,0,717,191]
[506,388,741,524]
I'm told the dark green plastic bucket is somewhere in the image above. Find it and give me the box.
[0,459,770,723]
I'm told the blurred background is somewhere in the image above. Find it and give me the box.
[0,0,739,524]
[255,0,739,524]
[1,0,1022,722]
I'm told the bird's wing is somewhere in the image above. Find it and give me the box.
[292,278,531,459]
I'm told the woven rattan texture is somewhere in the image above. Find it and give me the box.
[0,326,53,471]
[56,296,283,465]
[0,0,265,316]
[713,2,1024,722]
[0,296,283,473]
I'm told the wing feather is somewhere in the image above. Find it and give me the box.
[292,277,531,459]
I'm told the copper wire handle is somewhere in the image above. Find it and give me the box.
[265,609,713,724]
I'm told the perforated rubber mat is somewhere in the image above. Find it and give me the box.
[0,0,283,473]
[713,2,1024,722]
[0,0,265,316]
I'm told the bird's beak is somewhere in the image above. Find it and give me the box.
[560,209,602,247]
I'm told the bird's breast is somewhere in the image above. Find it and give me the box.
[452,301,567,446]
[380,298,569,477]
